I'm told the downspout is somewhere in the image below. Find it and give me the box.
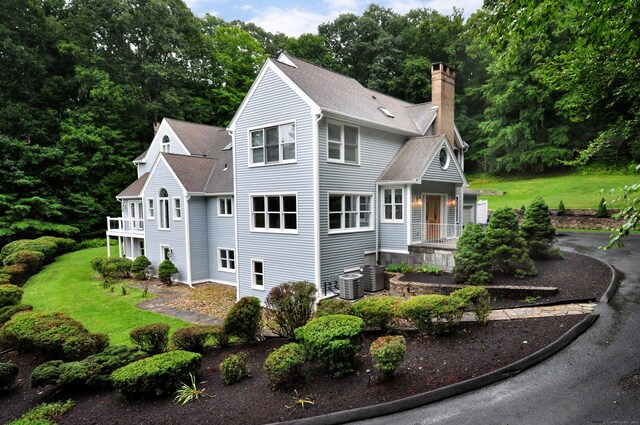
[184,193,192,286]
[375,182,379,264]
[228,128,239,301]
[313,112,323,297]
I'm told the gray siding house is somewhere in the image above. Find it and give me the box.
[107,53,473,301]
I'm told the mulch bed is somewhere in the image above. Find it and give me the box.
[401,251,612,308]
[0,252,613,424]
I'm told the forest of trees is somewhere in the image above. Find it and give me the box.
[1,0,638,244]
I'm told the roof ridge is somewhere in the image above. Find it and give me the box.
[165,118,227,131]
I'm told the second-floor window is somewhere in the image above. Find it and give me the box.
[329,194,373,232]
[250,122,296,165]
[327,122,359,164]
[251,194,297,232]
[173,197,182,221]
[147,198,155,219]
[382,187,403,222]
[159,188,170,229]
[219,197,233,216]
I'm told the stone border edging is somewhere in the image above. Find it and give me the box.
[273,313,600,425]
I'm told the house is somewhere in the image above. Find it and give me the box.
[106,53,473,301]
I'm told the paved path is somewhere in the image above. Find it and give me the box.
[468,302,597,321]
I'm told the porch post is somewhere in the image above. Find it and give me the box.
[107,235,111,257]
[118,236,122,257]
[406,184,412,246]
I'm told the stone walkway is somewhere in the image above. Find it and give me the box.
[462,302,597,322]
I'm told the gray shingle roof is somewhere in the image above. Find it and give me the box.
[165,118,230,157]
[272,55,432,135]
[162,151,234,194]
[117,172,149,198]
[377,135,446,183]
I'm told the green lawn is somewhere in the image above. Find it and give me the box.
[468,172,639,210]
[22,247,190,345]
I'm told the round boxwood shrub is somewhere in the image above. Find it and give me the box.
[352,297,399,331]
[111,350,202,398]
[265,281,316,339]
[219,352,251,385]
[171,325,216,353]
[0,311,108,360]
[263,342,305,388]
[131,255,152,280]
[0,361,19,390]
[223,296,263,343]
[0,284,23,308]
[294,314,364,377]
[158,259,178,285]
[130,323,169,355]
[450,286,492,325]
[315,298,354,317]
[370,335,406,380]
[454,224,493,285]
[2,250,45,274]
[0,303,33,325]
[397,295,467,335]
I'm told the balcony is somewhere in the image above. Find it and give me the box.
[411,223,461,249]
[106,217,144,237]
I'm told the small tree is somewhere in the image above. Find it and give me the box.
[557,200,566,216]
[486,207,537,278]
[595,197,609,218]
[265,281,316,340]
[158,260,178,285]
[454,224,493,285]
[520,196,556,258]
[131,256,152,280]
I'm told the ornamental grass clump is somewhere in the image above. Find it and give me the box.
[352,296,399,331]
[130,323,169,355]
[450,286,492,325]
[519,196,557,258]
[295,314,364,377]
[454,224,493,285]
[397,294,467,335]
[219,352,251,385]
[265,281,316,340]
[263,342,305,388]
[223,296,263,344]
[370,335,406,380]
[486,206,537,278]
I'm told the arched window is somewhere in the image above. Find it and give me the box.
[162,135,170,153]
[159,188,170,229]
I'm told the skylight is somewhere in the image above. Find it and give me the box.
[378,106,395,118]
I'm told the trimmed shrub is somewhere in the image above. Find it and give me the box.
[210,324,229,347]
[0,239,57,264]
[451,286,492,325]
[370,335,406,379]
[111,350,202,398]
[0,311,108,360]
[352,297,399,331]
[90,257,107,273]
[0,271,11,285]
[34,236,76,254]
[78,238,112,249]
[0,304,32,325]
[595,197,609,218]
[172,325,215,353]
[90,256,132,280]
[3,250,45,274]
[397,295,467,335]
[158,259,178,284]
[31,345,144,389]
[454,224,493,285]
[557,200,566,216]
[263,342,305,388]
[130,323,169,355]
[520,196,556,258]
[131,255,152,280]
[219,352,251,385]
[265,281,316,339]
[486,207,537,278]
[7,400,75,425]
[0,284,23,308]
[1,264,30,285]
[0,361,19,389]
[315,298,354,317]
[223,296,263,344]
[295,314,364,377]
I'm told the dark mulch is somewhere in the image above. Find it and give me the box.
[0,252,612,424]
[401,251,612,308]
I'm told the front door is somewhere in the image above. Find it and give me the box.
[424,195,441,241]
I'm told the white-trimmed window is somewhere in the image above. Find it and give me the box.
[251,194,297,232]
[162,135,170,153]
[219,197,233,216]
[218,249,235,272]
[138,240,145,257]
[147,198,155,219]
[382,188,403,222]
[173,197,182,221]
[250,122,296,165]
[327,122,359,164]
[252,260,264,289]
[159,188,170,229]
[161,245,171,261]
[328,194,373,232]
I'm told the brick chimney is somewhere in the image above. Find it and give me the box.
[431,63,455,148]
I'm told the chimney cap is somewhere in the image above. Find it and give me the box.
[431,62,455,75]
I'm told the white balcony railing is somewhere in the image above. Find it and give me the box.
[411,223,462,248]
[106,217,144,235]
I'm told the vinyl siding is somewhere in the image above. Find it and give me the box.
[423,149,464,183]
[141,160,188,283]
[379,186,408,252]
[188,197,209,282]
[137,123,188,177]
[234,68,315,301]
[319,119,405,281]
[207,196,237,284]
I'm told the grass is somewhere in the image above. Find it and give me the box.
[22,247,191,345]
[468,172,639,210]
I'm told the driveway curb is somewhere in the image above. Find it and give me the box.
[274,312,600,425]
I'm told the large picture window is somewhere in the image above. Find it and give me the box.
[250,122,296,165]
[251,194,297,232]
[327,122,359,164]
[328,194,372,232]
[159,188,170,229]
[382,188,403,222]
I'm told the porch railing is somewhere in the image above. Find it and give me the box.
[106,217,144,235]
[411,223,462,247]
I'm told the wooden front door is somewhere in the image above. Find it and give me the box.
[424,195,441,240]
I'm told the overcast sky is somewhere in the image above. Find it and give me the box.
[184,0,484,37]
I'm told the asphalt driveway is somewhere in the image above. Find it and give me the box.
[355,232,640,425]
